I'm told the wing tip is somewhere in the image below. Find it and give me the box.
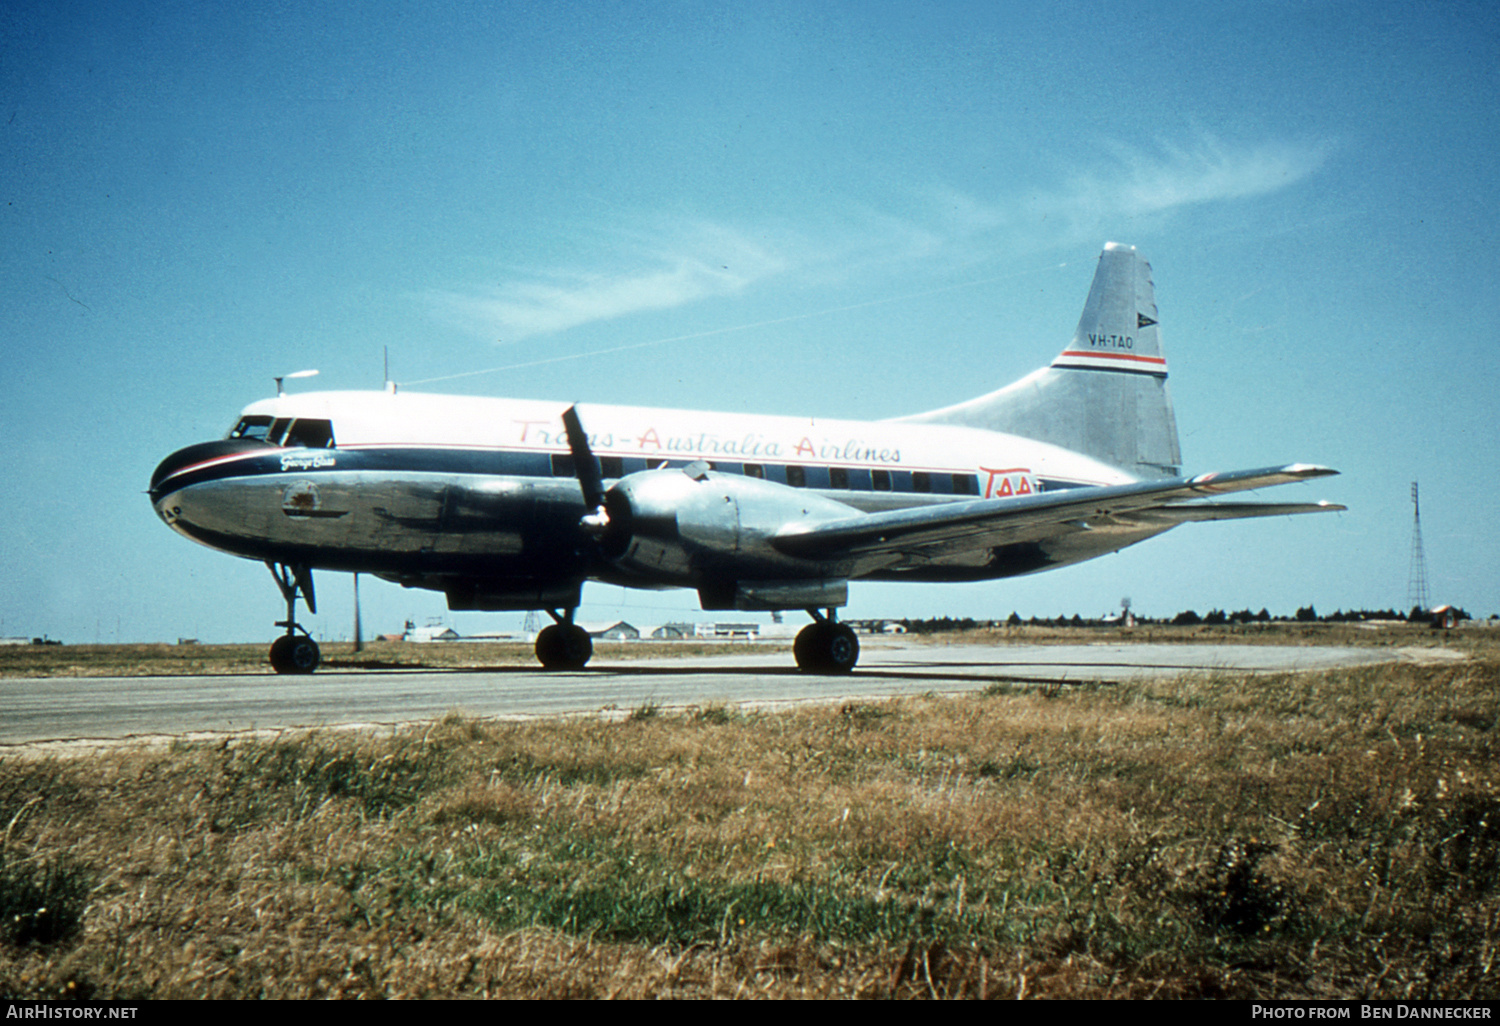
[1189,464,1340,489]
[1283,463,1340,479]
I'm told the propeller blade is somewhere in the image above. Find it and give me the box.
[562,405,609,535]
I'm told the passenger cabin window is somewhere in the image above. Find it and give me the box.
[786,465,807,488]
[828,467,849,490]
[229,416,273,441]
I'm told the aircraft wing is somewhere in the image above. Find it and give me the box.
[771,464,1343,560]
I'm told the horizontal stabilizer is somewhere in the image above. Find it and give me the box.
[1133,500,1347,524]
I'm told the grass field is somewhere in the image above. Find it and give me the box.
[1,628,1497,998]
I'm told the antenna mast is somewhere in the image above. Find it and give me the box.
[1406,481,1430,615]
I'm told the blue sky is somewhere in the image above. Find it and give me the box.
[3,1,1497,643]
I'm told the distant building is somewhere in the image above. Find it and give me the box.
[696,622,760,639]
[1427,605,1460,630]
[844,619,907,634]
[580,621,640,640]
[404,625,461,643]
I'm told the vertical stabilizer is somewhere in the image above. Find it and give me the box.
[901,243,1182,479]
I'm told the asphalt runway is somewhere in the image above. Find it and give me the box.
[0,641,1407,746]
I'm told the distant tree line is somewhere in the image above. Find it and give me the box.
[901,616,984,634]
[898,606,1475,633]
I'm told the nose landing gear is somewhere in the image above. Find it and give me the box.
[267,562,320,674]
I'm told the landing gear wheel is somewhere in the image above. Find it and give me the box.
[826,624,859,673]
[266,562,319,674]
[269,634,321,675]
[794,622,859,673]
[536,623,593,670]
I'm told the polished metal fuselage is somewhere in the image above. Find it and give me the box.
[148,391,1160,605]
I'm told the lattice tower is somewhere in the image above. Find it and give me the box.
[1407,481,1430,614]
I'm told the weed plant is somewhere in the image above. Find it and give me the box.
[1,646,1498,998]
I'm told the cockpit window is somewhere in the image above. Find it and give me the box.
[229,416,273,441]
[229,416,335,448]
[282,419,336,448]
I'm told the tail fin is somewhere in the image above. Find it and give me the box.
[901,242,1182,479]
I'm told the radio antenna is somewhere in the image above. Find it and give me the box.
[1407,481,1430,615]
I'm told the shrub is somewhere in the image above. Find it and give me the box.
[0,852,90,948]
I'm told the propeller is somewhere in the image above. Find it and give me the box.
[562,405,610,537]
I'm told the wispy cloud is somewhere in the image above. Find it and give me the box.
[423,220,792,341]
[1024,135,1334,243]
[858,135,1334,269]
[424,134,1331,341]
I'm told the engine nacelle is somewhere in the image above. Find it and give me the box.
[445,578,583,612]
[601,467,859,592]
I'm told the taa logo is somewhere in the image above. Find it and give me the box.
[982,467,1036,500]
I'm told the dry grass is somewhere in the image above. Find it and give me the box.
[2,639,1499,998]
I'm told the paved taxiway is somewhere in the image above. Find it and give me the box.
[0,641,1415,746]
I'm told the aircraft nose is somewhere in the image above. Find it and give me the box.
[149,438,272,501]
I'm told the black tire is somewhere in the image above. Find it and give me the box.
[536,624,593,670]
[269,634,320,674]
[794,623,830,671]
[794,623,859,673]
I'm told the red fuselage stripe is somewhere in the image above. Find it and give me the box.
[1055,350,1168,366]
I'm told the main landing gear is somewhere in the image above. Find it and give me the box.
[794,609,859,674]
[535,609,592,670]
[267,562,320,674]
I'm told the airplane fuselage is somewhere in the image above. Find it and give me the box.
[150,390,1152,610]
